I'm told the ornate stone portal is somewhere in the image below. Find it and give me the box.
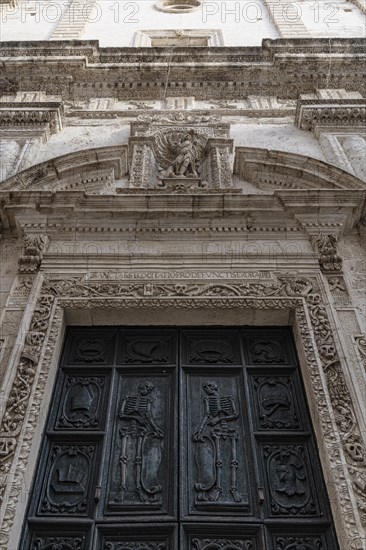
[0,274,365,549]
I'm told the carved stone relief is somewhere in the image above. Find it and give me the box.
[275,536,326,550]
[18,234,49,274]
[252,376,300,430]
[106,374,172,512]
[192,379,247,507]
[191,539,254,550]
[326,275,352,307]
[0,276,365,549]
[311,235,342,273]
[263,444,317,516]
[128,120,233,190]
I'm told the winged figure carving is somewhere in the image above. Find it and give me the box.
[154,129,207,179]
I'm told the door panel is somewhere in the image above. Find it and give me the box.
[104,371,177,518]
[183,372,251,517]
[20,327,339,550]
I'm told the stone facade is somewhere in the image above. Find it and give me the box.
[0,6,365,550]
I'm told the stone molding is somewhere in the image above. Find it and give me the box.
[0,39,365,100]
[0,102,64,137]
[296,98,366,132]
[0,275,365,549]
[132,29,224,47]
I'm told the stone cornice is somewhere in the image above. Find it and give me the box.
[0,102,64,135]
[1,189,364,238]
[295,98,366,131]
[0,39,365,100]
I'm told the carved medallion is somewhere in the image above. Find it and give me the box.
[120,332,175,364]
[263,444,317,516]
[67,332,116,365]
[248,339,286,364]
[187,339,235,364]
[252,376,300,430]
[56,376,106,430]
[39,444,96,516]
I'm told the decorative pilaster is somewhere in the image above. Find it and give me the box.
[202,139,233,189]
[128,138,156,189]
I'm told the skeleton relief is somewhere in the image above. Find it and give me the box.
[117,382,164,504]
[193,381,243,505]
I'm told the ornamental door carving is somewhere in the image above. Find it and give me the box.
[21,327,339,549]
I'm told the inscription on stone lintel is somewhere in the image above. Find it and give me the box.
[88,270,273,281]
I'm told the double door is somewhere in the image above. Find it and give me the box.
[21,327,338,549]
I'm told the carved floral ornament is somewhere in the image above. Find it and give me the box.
[0,275,365,548]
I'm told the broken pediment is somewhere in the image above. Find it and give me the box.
[0,145,128,194]
[234,147,366,191]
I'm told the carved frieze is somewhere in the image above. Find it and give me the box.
[192,539,253,550]
[296,97,366,132]
[275,535,326,550]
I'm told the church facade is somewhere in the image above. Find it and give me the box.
[0,2,365,549]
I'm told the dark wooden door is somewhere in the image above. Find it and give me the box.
[21,327,339,550]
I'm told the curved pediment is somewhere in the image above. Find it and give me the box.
[0,145,128,193]
[234,147,366,191]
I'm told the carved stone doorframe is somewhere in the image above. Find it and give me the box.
[0,273,365,550]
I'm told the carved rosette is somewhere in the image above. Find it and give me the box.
[0,275,365,548]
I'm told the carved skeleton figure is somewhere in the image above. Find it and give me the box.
[118,382,163,503]
[194,381,242,503]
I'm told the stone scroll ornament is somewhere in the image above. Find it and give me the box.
[0,275,365,548]
[193,381,242,504]
[117,381,163,504]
